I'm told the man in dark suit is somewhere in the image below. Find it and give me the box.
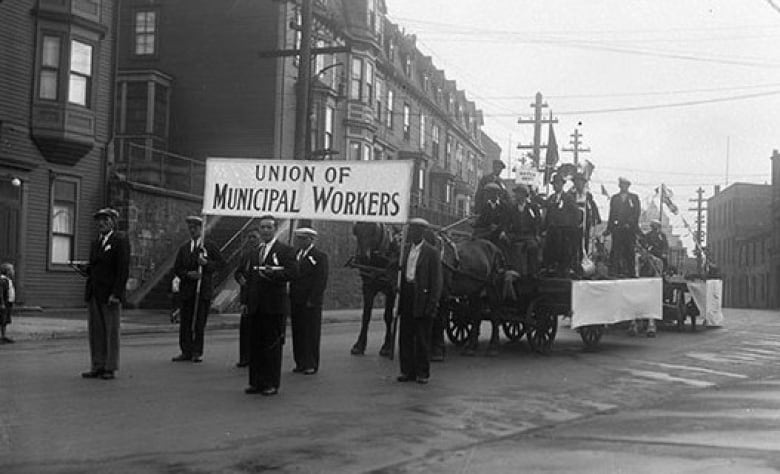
[289,226,329,375]
[543,174,579,277]
[235,215,297,396]
[235,227,261,368]
[171,216,224,363]
[81,208,130,380]
[397,218,443,385]
[474,159,509,215]
[604,177,641,277]
[506,184,542,278]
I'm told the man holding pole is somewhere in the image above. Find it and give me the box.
[172,216,223,363]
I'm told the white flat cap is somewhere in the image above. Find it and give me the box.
[294,227,318,236]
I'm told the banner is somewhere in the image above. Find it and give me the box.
[515,165,537,185]
[202,158,414,223]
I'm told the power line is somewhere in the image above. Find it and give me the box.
[474,82,780,100]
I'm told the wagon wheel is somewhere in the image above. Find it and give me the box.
[526,302,558,354]
[579,325,604,349]
[445,305,474,347]
[502,320,526,342]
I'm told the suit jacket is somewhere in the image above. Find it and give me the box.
[173,239,224,301]
[235,240,297,315]
[399,241,443,319]
[568,190,602,232]
[290,246,329,308]
[474,173,509,213]
[506,201,541,241]
[544,191,578,228]
[607,192,641,233]
[85,231,130,304]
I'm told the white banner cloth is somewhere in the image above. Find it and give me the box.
[202,158,413,223]
[571,278,663,329]
[686,279,724,327]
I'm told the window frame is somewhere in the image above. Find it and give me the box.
[48,175,80,270]
[133,9,158,56]
[350,57,363,101]
[402,103,411,141]
[68,38,94,107]
[386,89,394,128]
[324,105,335,150]
[419,113,426,150]
[39,34,63,101]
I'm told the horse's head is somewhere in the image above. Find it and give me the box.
[352,222,399,267]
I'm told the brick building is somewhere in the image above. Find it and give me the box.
[112,0,493,308]
[707,183,772,308]
[0,0,117,307]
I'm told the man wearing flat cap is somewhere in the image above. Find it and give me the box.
[172,215,224,363]
[81,208,130,380]
[643,219,668,272]
[473,182,511,250]
[289,226,329,375]
[604,177,641,277]
[397,218,442,385]
[475,159,509,214]
[506,184,542,278]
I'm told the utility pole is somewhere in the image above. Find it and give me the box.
[293,0,313,161]
[517,92,558,169]
[689,187,707,275]
[561,128,590,165]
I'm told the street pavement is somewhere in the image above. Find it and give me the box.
[2,308,780,473]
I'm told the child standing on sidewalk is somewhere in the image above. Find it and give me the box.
[0,262,15,343]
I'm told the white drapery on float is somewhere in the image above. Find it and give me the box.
[686,279,724,327]
[571,277,663,329]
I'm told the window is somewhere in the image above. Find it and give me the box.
[374,146,384,161]
[386,89,394,128]
[418,168,425,192]
[367,0,377,32]
[445,182,452,204]
[362,144,372,161]
[404,54,412,76]
[324,105,334,150]
[315,40,325,76]
[375,79,383,121]
[403,103,411,140]
[134,11,156,55]
[350,57,363,100]
[445,135,452,168]
[50,178,78,265]
[432,124,440,160]
[39,36,61,100]
[419,114,426,150]
[350,141,361,161]
[387,40,395,63]
[364,61,373,105]
[68,40,92,106]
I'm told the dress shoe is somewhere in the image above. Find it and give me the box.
[303,368,316,375]
[416,376,429,384]
[260,387,278,396]
[81,370,102,378]
[172,354,192,362]
[396,375,415,382]
[236,361,249,368]
[191,356,203,363]
[245,386,261,394]
[292,367,305,373]
[100,371,115,380]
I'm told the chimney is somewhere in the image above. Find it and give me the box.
[713,184,720,195]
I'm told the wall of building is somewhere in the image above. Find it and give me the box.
[0,0,116,307]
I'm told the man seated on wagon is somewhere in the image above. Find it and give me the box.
[542,173,579,277]
[642,219,669,273]
[505,184,542,278]
[472,182,510,251]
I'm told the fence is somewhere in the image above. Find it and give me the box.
[115,139,205,195]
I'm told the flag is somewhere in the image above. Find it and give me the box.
[543,122,559,183]
[581,159,595,180]
[661,184,679,214]
[600,184,610,198]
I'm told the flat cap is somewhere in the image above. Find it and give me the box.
[294,227,318,236]
[492,160,506,169]
[484,182,501,191]
[185,215,203,225]
[93,208,119,220]
[408,217,430,227]
[618,176,631,186]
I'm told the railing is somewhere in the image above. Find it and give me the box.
[115,139,205,195]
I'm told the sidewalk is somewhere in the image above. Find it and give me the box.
[3,307,366,342]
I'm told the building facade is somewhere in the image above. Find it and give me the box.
[0,0,117,307]
[707,182,772,308]
[113,0,493,308]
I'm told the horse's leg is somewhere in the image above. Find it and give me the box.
[379,287,396,358]
[646,318,656,337]
[430,303,446,362]
[462,297,480,356]
[627,318,638,337]
[486,318,501,357]
[351,284,375,355]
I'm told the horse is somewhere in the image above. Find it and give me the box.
[437,232,506,357]
[347,222,400,357]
